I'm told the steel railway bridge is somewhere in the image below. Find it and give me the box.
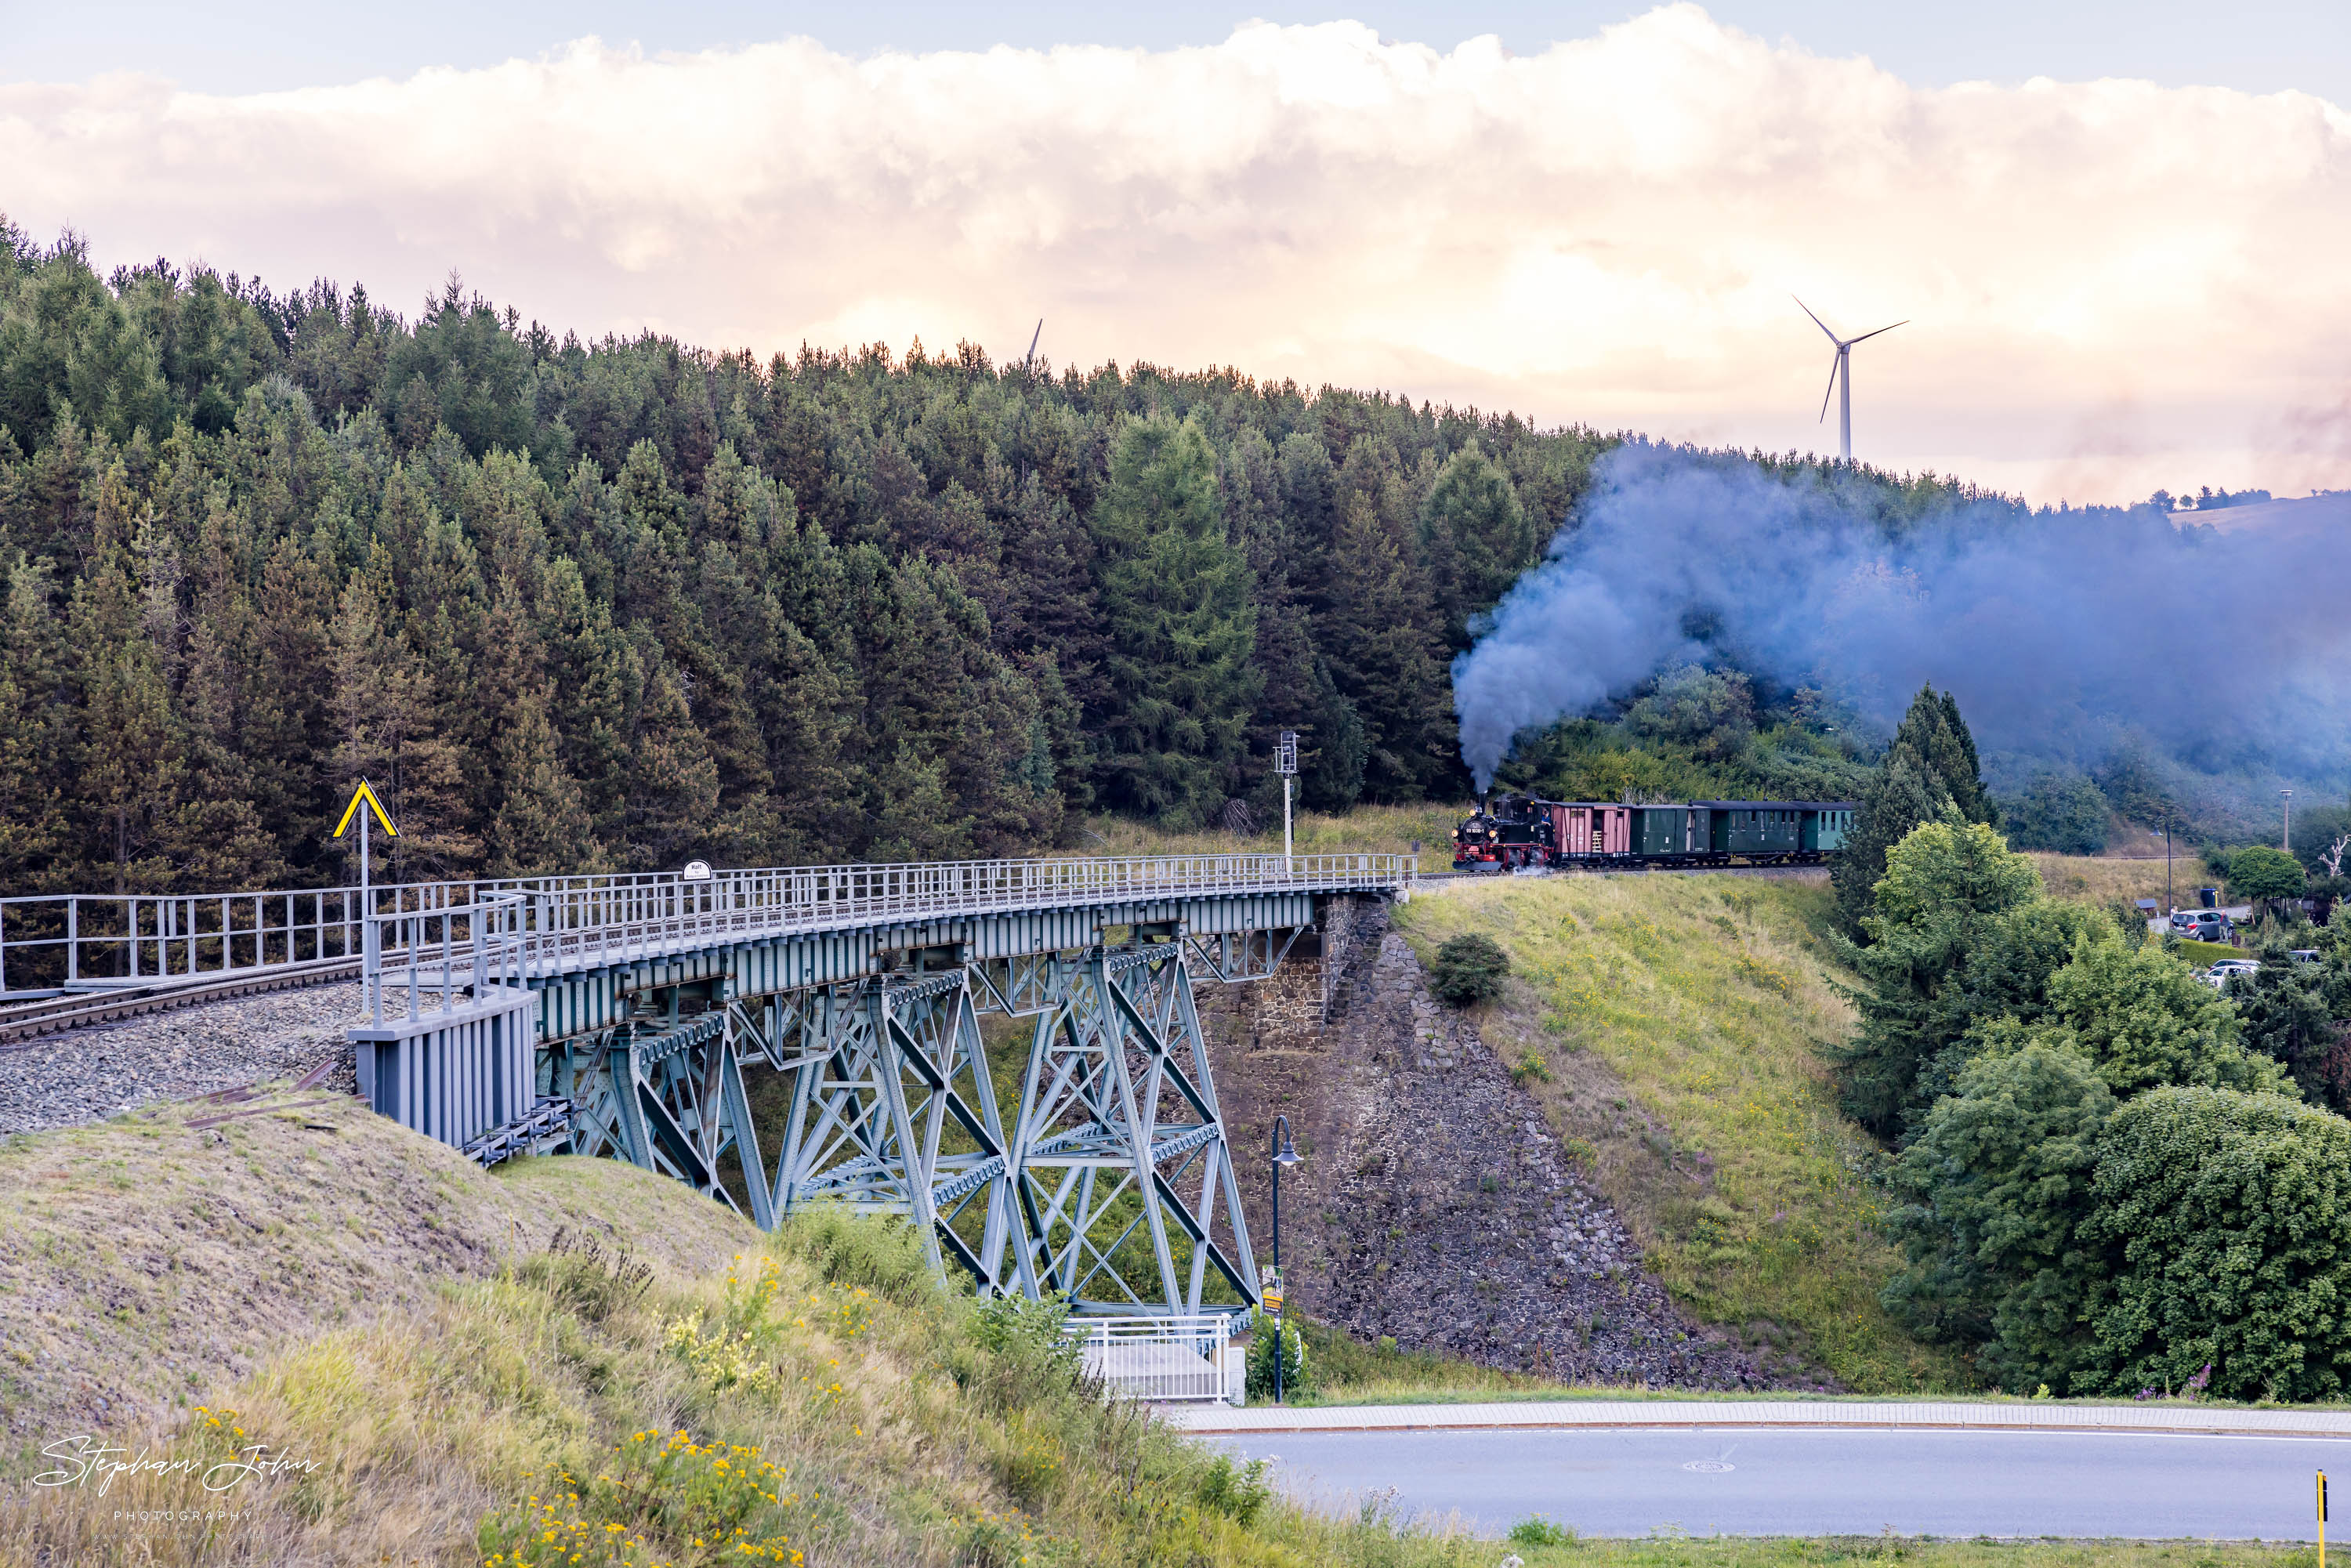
[0,853,1411,1318]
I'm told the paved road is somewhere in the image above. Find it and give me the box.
[1203,1426,2351,1538]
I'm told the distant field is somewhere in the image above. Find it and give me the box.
[2027,852,2212,909]
[1396,873,1970,1394]
[1062,802,1465,862]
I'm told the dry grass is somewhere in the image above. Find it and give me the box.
[1060,802,1465,864]
[0,1177,1506,1568]
[1292,1316,1563,1404]
[2024,853,2210,911]
[1395,874,1969,1393]
[0,1088,753,1467]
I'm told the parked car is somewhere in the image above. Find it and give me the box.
[2173,909,2235,943]
[2203,958,2261,990]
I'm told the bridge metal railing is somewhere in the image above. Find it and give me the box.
[0,852,1414,1000]
[362,890,530,1028]
[1070,1313,1241,1403]
[0,886,369,998]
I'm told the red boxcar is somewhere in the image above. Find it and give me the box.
[1551,803,1632,857]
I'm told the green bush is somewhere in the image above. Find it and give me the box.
[1508,1517,1577,1546]
[2227,845,2307,903]
[1429,932,1510,1007]
[2233,956,2339,1105]
[1850,808,2351,1402]
[773,1202,940,1305]
[1195,1454,1273,1525]
[972,1290,1083,1374]
[2087,1086,2351,1400]
[1836,813,2044,1136]
[1884,1041,2114,1389]
[1246,1316,1316,1400]
[2038,938,2285,1099]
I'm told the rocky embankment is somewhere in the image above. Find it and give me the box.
[1208,899,1776,1389]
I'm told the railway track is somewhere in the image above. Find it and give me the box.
[0,862,1818,1045]
[1417,862,1830,885]
[0,958,360,1048]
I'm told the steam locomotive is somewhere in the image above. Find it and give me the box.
[1450,794,1859,871]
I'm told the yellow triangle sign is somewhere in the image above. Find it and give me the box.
[333,778,397,838]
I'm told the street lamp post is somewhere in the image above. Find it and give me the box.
[1276,731,1299,871]
[1270,1114,1301,1404]
[2285,790,2295,853]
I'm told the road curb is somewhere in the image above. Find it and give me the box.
[1159,1400,2351,1439]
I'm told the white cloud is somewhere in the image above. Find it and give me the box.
[5,5,2348,504]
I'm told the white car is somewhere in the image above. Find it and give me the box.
[2202,958,2260,990]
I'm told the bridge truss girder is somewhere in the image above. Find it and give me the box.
[546,935,1277,1316]
[1005,943,1258,1316]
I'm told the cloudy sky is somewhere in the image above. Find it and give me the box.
[5,1,2348,505]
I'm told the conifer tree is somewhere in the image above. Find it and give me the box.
[621,653,722,871]
[1319,493,1451,802]
[0,555,71,889]
[1833,685,1995,936]
[1418,440,1535,651]
[491,686,601,874]
[69,520,187,891]
[1089,415,1259,827]
[330,541,479,881]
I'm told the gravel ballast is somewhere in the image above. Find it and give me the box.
[0,981,364,1133]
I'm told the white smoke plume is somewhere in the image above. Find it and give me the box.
[1452,444,2351,795]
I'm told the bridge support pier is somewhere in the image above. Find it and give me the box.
[766,969,1014,1287]
[1005,943,1259,1316]
[546,938,1263,1318]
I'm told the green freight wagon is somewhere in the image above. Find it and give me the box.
[1633,805,1695,856]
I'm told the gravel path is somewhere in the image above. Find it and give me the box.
[0,981,364,1133]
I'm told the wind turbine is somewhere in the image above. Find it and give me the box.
[1023,318,1043,371]
[1795,298,1904,463]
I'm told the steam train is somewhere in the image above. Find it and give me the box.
[1450,795,1859,871]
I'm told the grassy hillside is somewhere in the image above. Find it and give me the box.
[2026,853,2206,909]
[1394,874,1970,1393]
[0,1087,754,1458]
[2,1095,1486,1566]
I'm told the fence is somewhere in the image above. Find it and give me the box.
[0,853,1414,999]
[1070,1314,1242,1403]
